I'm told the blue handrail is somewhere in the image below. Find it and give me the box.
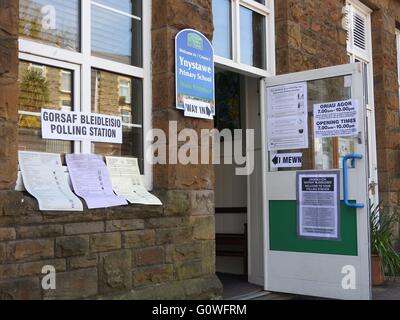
[342,154,365,209]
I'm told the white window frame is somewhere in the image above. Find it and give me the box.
[214,0,276,77]
[18,0,153,189]
[345,0,379,206]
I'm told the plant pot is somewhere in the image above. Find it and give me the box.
[371,254,385,286]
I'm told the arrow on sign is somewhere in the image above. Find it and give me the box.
[272,156,279,165]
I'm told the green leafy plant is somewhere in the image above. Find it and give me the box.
[370,202,400,277]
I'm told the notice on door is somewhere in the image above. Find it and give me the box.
[271,153,303,169]
[297,171,340,240]
[267,82,308,151]
[314,99,359,139]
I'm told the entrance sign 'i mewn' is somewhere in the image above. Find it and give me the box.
[175,29,215,120]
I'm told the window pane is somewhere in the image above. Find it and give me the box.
[91,69,143,166]
[212,0,232,59]
[91,1,142,66]
[240,6,266,69]
[19,0,80,51]
[18,61,73,154]
[93,0,142,17]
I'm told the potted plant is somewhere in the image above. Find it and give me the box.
[370,203,400,285]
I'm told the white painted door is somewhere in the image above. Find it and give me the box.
[262,63,373,300]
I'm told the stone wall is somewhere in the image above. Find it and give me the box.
[0,192,221,299]
[275,0,348,74]
[0,0,222,300]
[364,0,400,244]
[0,0,18,190]
[151,0,223,298]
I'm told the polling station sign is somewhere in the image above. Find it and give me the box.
[175,29,215,116]
[314,100,359,139]
[41,109,122,144]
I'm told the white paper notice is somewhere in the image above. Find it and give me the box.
[297,171,340,240]
[106,157,162,206]
[271,153,303,169]
[66,154,128,209]
[41,109,123,144]
[314,99,359,139]
[184,98,213,120]
[18,151,83,211]
[267,82,308,151]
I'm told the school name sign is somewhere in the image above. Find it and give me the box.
[41,109,123,144]
[175,29,215,119]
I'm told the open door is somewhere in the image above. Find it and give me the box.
[262,63,373,300]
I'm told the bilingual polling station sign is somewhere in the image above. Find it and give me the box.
[175,29,215,119]
[41,109,123,144]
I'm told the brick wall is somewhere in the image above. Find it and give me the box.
[0,192,221,299]
[0,0,222,300]
[0,0,18,190]
[275,0,348,74]
[365,0,400,244]
[151,0,223,298]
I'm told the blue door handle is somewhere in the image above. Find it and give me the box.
[343,154,365,209]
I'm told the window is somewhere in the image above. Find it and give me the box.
[212,0,273,74]
[91,69,143,169]
[91,0,142,66]
[18,61,73,154]
[239,5,266,68]
[344,0,371,63]
[19,0,80,51]
[119,79,131,105]
[60,70,72,93]
[212,0,232,59]
[18,1,150,181]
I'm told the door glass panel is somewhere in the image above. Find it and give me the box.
[270,75,358,171]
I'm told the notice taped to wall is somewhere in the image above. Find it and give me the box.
[314,99,359,139]
[297,171,340,240]
[106,156,162,206]
[18,151,83,211]
[41,109,123,144]
[66,154,128,209]
[267,82,309,151]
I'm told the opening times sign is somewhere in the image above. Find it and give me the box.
[41,109,123,144]
[314,99,359,139]
[175,29,215,119]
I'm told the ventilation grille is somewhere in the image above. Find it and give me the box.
[353,13,367,50]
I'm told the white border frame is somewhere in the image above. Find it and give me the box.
[346,0,378,208]
[214,0,275,78]
[263,63,372,300]
[18,0,153,189]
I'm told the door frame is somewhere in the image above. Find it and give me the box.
[261,63,375,299]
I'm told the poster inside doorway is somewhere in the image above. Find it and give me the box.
[267,82,308,151]
[297,171,340,240]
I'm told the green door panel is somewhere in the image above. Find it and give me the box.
[269,200,358,256]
